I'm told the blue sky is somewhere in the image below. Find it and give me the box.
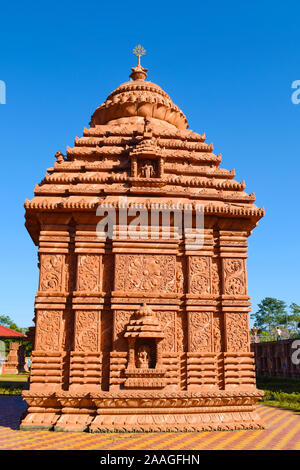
[0,1,299,328]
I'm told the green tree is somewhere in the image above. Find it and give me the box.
[257,330,275,342]
[251,297,288,331]
[288,303,300,336]
[0,314,23,333]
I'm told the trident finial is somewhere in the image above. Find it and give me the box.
[133,44,146,66]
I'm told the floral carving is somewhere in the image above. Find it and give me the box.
[39,254,64,292]
[156,311,176,352]
[223,259,247,296]
[77,255,101,292]
[188,312,212,352]
[128,256,160,290]
[75,310,100,352]
[189,257,211,295]
[225,313,249,352]
[113,310,134,351]
[115,255,175,293]
[35,310,62,351]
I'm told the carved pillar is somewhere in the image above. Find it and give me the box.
[31,223,72,391]
[70,309,102,391]
[185,229,219,390]
[69,225,106,391]
[219,230,256,390]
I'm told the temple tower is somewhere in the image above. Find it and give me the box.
[21,51,264,432]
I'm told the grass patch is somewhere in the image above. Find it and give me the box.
[256,376,300,411]
[0,373,29,382]
[0,373,29,395]
[0,385,26,395]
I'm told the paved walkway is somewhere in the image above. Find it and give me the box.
[0,395,299,450]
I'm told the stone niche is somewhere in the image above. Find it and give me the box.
[21,58,265,432]
[123,304,166,389]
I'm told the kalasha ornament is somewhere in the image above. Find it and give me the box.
[21,48,264,432]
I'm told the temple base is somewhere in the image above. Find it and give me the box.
[21,389,264,432]
[20,412,59,431]
[89,410,263,432]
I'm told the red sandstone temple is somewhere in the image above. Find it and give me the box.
[21,52,264,432]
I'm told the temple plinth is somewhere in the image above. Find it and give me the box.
[21,53,264,432]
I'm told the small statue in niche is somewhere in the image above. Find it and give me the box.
[140,160,155,178]
[55,151,65,164]
[137,344,151,369]
[144,118,152,133]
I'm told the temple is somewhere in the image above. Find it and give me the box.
[21,49,264,432]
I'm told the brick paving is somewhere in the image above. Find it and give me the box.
[0,395,299,450]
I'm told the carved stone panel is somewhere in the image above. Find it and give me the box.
[189,257,211,295]
[114,254,176,294]
[188,312,212,352]
[113,310,134,351]
[188,256,221,296]
[74,310,100,352]
[156,311,176,352]
[39,254,64,292]
[225,313,249,352]
[223,259,247,296]
[35,310,62,351]
[77,255,102,292]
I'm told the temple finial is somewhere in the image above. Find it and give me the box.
[133,44,146,66]
[130,45,148,81]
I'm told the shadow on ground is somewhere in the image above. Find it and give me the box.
[0,395,27,430]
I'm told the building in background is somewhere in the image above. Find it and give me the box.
[0,325,27,374]
[251,339,300,378]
